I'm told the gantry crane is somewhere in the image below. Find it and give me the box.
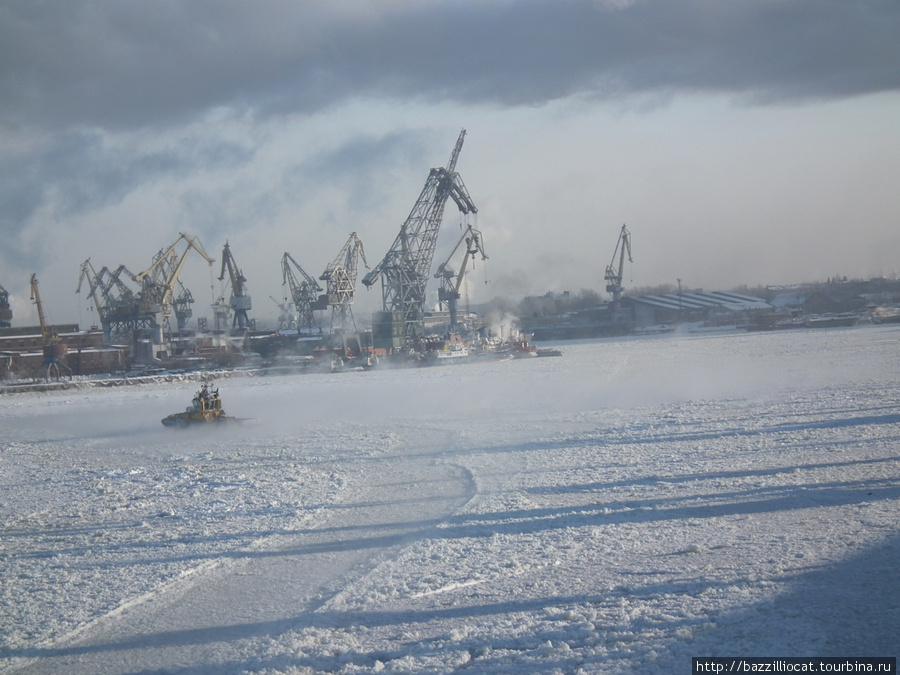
[362,129,477,348]
[132,233,214,342]
[320,232,368,335]
[282,252,326,334]
[218,241,252,331]
[134,234,214,311]
[1,281,13,328]
[101,264,142,339]
[434,224,487,330]
[604,224,633,318]
[30,273,72,380]
[77,260,142,343]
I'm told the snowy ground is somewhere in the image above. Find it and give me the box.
[1,326,898,674]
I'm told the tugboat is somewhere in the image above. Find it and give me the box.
[161,383,236,428]
[510,333,538,358]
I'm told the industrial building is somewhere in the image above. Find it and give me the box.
[0,326,129,381]
[625,291,773,328]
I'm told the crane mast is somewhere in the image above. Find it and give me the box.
[434,224,487,330]
[218,241,252,331]
[282,252,325,334]
[321,232,368,335]
[605,224,632,305]
[362,129,477,347]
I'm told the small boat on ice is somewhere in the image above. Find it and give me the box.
[161,384,247,428]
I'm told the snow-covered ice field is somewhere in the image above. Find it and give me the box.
[1,326,898,674]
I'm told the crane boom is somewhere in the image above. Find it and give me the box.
[362,129,477,346]
[29,273,56,344]
[104,265,138,303]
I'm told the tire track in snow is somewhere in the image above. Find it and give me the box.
[6,433,475,675]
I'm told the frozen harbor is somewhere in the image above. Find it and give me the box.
[1,326,898,674]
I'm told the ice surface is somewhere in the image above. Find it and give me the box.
[1,326,898,673]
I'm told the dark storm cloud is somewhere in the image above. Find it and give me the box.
[1,0,897,133]
[287,130,436,210]
[0,129,256,232]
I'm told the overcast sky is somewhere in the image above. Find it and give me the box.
[2,0,899,327]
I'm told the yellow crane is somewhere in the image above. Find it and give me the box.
[133,233,214,316]
[30,273,71,380]
[30,273,56,345]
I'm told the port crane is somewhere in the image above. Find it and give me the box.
[218,241,252,331]
[132,233,214,342]
[362,129,477,347]
[30,273,72,380]
[100,264,143,339]
[77,260,142,343]
[0,281,11,328]
[605,224,632,306]
[76,259,103,319]
[134,234,214,312]
[434,224,487,330]
[282,252,326,334]
[76,258,108,331]
[320,232,368,335]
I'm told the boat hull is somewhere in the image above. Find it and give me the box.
[161,410,234,427]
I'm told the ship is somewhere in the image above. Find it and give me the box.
[161,383,241,427]
[421,332,472,365]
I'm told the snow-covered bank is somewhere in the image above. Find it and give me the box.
[1,327,898,673]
